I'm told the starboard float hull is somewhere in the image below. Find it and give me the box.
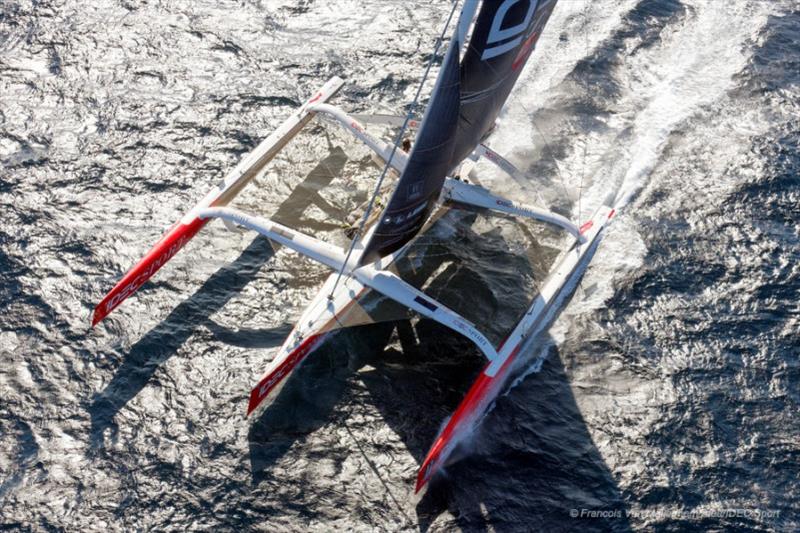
[416,205,615,492]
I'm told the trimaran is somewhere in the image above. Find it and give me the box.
[92,0,615,493]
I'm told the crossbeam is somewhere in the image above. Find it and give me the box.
[355,265,498,361]
[442,178,583,239]
[348,113,421,129]
[198,206,498,362]
[310,104,408,174]
[472,143,535,189]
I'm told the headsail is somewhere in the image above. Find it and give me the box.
[450,0,559,167]
[358,0,559,265]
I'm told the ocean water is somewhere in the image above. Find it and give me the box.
[1,0,798,531]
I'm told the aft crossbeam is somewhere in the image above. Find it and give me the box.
[354,265,498,361]
[199,207,499,362]
[442,178,583,239]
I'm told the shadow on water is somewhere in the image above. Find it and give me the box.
[87,147,348,449]
[247,208,631,531]
[412,344,633,533]
[383,237,631,531]
[88,234,279,447]
[405,223,632,532]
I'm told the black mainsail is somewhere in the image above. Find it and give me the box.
[358,0,559,265]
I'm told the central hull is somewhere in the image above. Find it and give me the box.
[247,270,370,415]
[246,204,453,416]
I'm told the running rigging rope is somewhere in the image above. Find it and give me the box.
[328,0,461,298]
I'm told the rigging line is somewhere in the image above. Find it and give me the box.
[341,397,413,523]
[578,100,585,219]
[577,0,590,226]
[579,138,586,224]
[328,0,461,298]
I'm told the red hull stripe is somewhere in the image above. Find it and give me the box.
[247,333,325,415]
[246,286,368,415]
[92,217,207,326]
[415,345,520,493]
[511,31,539,71]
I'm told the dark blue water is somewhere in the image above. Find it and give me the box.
[1,1,797,531]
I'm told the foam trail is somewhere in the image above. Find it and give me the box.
[485,0,642,193]
[613,0,772,210]
[484,0,773,361]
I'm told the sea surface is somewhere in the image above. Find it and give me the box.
[1,1,798,531]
